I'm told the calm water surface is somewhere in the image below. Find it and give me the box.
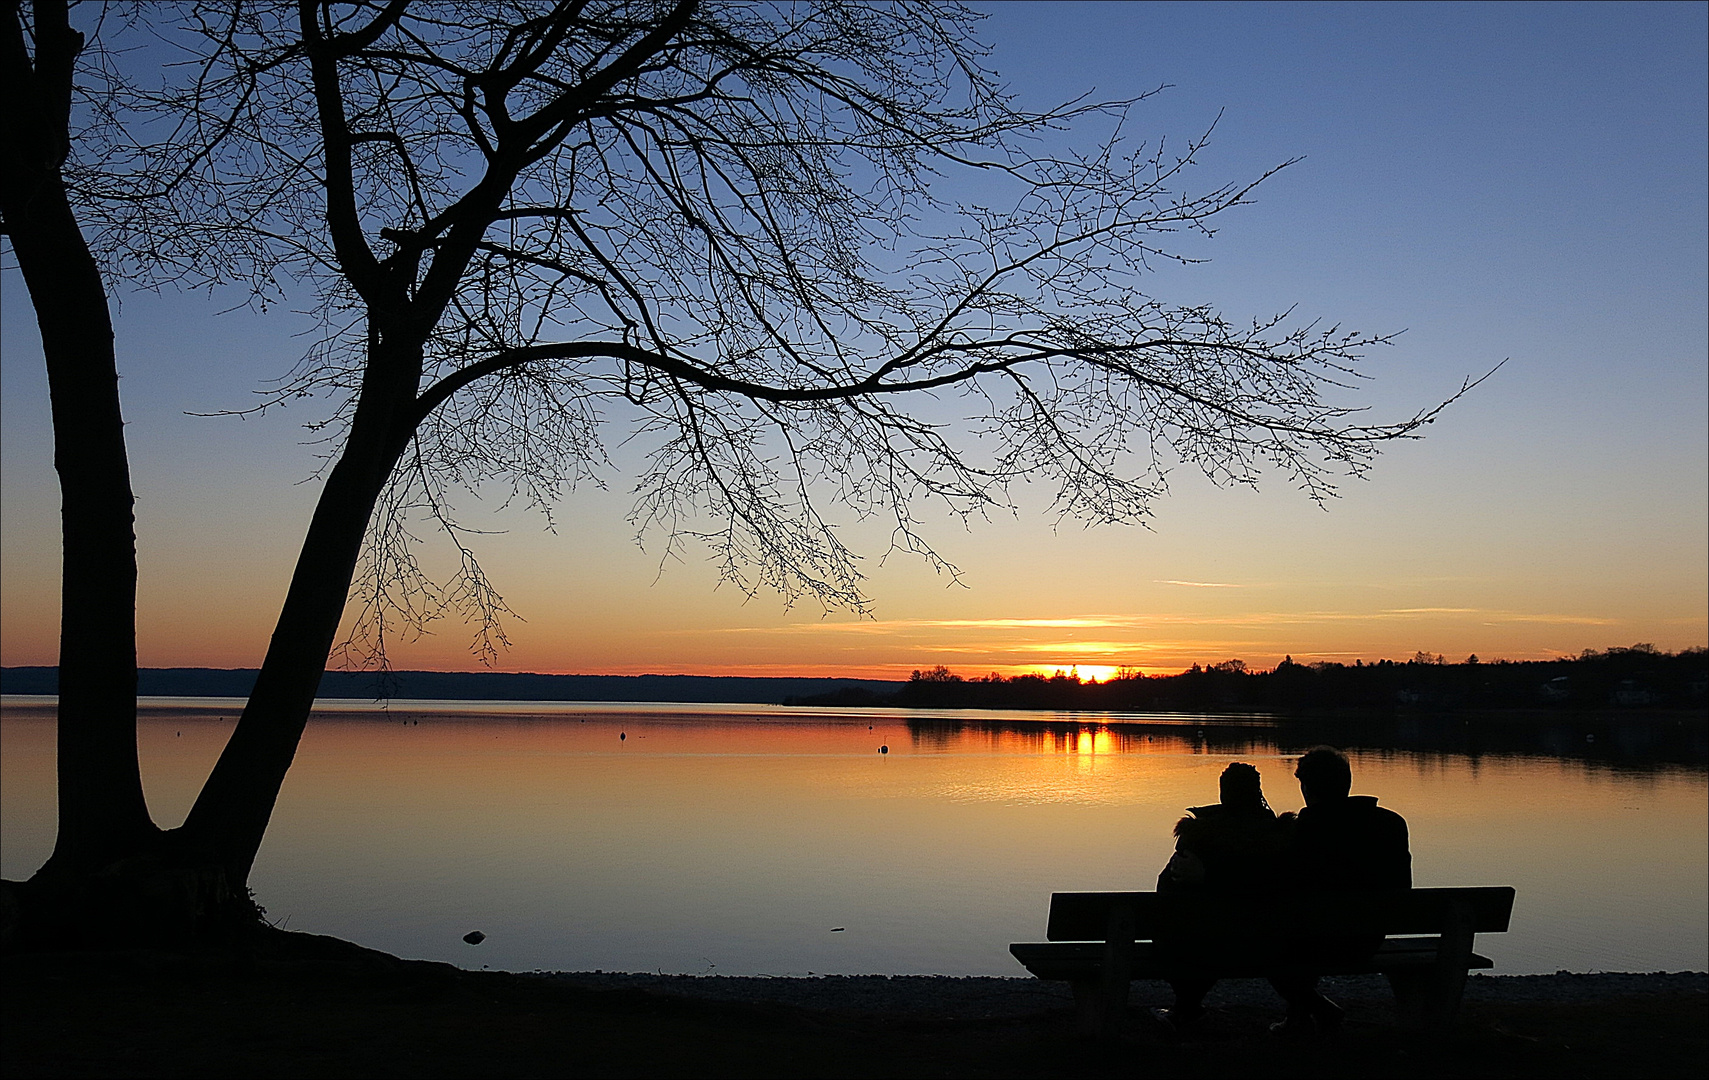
[3,699,1704,977]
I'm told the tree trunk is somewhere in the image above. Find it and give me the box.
[2,0,156,879]
[0,2,418,947]
[178,344,419,889]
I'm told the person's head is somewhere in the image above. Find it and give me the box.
[1219,761,1269,811]
[1294,745,1352,805]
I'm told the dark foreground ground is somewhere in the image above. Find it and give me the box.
[3,930,1704,1079]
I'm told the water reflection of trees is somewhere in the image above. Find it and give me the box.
[903,712,1708,773]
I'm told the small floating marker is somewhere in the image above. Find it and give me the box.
[620,731,627,741]
[462,930,486,945]
[879,744,888,754]
[1586,734,1595,742]
[830,927,846,932]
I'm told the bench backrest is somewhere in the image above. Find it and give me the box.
[1044,886,1515,942]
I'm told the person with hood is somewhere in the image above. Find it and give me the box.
[1151,761,1285,1032]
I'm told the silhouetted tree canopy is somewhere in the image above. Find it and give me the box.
[61,0,1486,649]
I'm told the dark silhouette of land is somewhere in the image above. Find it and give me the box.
[876,646,1707,713]
[5,645,1700,712]
[0,667,899,705]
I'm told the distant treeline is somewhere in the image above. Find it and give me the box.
[0,667,899,705]
[4,646,1704,713]
[794,645,1709,712]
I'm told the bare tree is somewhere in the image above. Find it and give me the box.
[2,0,154,886]
[4,0,1478,940]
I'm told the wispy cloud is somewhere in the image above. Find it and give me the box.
[692,615,1149,634]
[678,607,1625,638]
[911,618,1129,629]
[1156,579,1246,588]
[1487,613,1618,626]
[1009,640,1143,655]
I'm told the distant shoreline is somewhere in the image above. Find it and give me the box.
[0,666,901,705]
[5,648,1706,713]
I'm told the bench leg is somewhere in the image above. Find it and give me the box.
[1069,976,1135,1040]
[1096,907,1136,1038]
[1387,966,1472,1032]
[1428,901,1474,1029]
[1387,901,1476,1032]
[1386,969,1431,1031]
[1071,979,1104,1038]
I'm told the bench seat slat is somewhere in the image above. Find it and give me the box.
[1045,887,1515,941]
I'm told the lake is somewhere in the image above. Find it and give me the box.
[3,698,1705,977]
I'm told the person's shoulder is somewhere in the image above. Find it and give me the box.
[1357,797,1410,834]
[1350,795,1404,817]
[1337,797,1409,837]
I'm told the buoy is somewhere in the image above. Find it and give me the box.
[463,930,486,945]
[879,744,888,754]
[620,731,626,741]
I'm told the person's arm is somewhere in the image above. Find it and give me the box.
[1384,812,1412,890]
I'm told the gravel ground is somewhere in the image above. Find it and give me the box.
[6,933,1704,1079]
[545,969,1709,1018]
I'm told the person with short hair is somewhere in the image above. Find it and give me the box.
[1267,745,1411,1037]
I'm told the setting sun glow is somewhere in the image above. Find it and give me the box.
[1037,665,1123,683]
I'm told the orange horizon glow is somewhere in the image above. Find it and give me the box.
[5,582,1701,684]
[0,651,1684,685]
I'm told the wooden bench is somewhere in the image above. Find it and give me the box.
[1009,886,1516,1037]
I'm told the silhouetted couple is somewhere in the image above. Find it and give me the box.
[1153,746,1410,1037]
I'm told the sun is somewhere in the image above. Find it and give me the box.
[1071,665,1122,683]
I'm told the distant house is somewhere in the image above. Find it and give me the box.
[1611,680,1661,707]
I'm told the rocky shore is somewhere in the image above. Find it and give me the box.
[3,931,1704,1077]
